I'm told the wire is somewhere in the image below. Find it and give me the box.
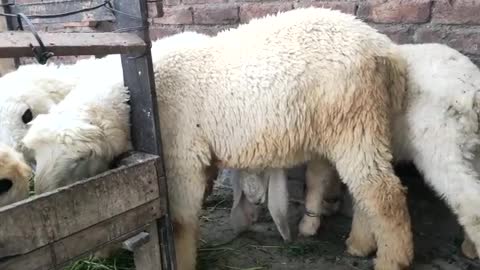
[0,0,141,21]
[26,0,111,19]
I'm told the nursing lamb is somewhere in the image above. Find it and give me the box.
[153,8,411,270]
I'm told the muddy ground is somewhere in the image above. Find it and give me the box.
[197,165,480,270]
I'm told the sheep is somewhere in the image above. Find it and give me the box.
[14,31,210,193]
[229,158,343,242]
[152,7,412,270]
[0,32,209,164]
[0,143,32,207]
[298,43,480,261]
[21,70,130,193]
[230,168,291,242]
[0,54,122,162]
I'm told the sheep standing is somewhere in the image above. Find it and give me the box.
[0,143,32,207]
[153,8,412,270]
[300,43,480,261]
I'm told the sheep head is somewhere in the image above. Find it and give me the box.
[21,114,111,193]
[0,143,32,207]
[0,64,72,156]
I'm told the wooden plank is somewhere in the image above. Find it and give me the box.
[0,2,16,73]
[13,0,115,24]
[115,0,176,269]
[0,198,163,270]
[133,223,163,270]
[0,152,160,258]
[0,32,146,58]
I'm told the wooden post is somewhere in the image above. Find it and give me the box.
[114,0,176,269]
[0,3,16,75]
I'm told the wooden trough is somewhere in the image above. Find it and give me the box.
[0,0,176,269]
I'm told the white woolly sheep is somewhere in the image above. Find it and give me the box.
[0,31,209,163]
[230,168,291,242]
[0,54,122,162]
[299,43,480,261]
[15,31,210,193]
[21,71,131,193]
[152,8,412,270]
[0,143,32,207]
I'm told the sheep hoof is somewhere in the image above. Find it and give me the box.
[298,216,320,237]
[345,235,376,257]
[373,257,410,270]
[461,237,478,259]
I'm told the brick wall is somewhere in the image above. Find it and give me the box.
[149,0,480,66]
[4,1,480,66]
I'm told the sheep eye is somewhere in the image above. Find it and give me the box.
[22,109,33,124]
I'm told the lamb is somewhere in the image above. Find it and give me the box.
[298,43,480,261]
[230,168,291,242]
[0,32,209,164]
[152,8,412,270]
[229,158,343,242]
[21,71,130,193]
[0,143,32,207]
[0,54,122,162]
[15,32,208,193]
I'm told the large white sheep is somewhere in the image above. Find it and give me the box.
[0,143,32,207]
[153,8,412,270]
[299,43,480,261]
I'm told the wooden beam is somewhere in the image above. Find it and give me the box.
[115,0,176,269]
[0,32,146,58]
[0,199,163,270]
[0,4,16,74]
[0,152,161,258]
[12,0,115,24]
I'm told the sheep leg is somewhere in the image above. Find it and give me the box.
[462,231,478,259]
[334,145,413,270]
[167,159,207,270]
[266,168,291,242]
[298,157,342,237]
[345,201,377,257]
[410,126,480,261]
[230,169,260,233]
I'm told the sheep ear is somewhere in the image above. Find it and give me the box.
[230,171,258,234]
[267,169,291,243]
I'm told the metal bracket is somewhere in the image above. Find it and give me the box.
[122,231,151,252]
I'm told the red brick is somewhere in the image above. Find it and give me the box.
[294,1,357,15]
[152,7,193,25]
[358,0,433,23]
[432,0,480,25]
[184,25,237,36]
[370,24,413,44]
[150,26,184,40]
[415,27,480,55]
[240,3,293,23]
[193,5,239,25]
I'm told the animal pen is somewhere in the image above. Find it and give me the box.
[0,1,176,270]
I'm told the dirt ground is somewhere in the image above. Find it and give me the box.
[197,165,480,270]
